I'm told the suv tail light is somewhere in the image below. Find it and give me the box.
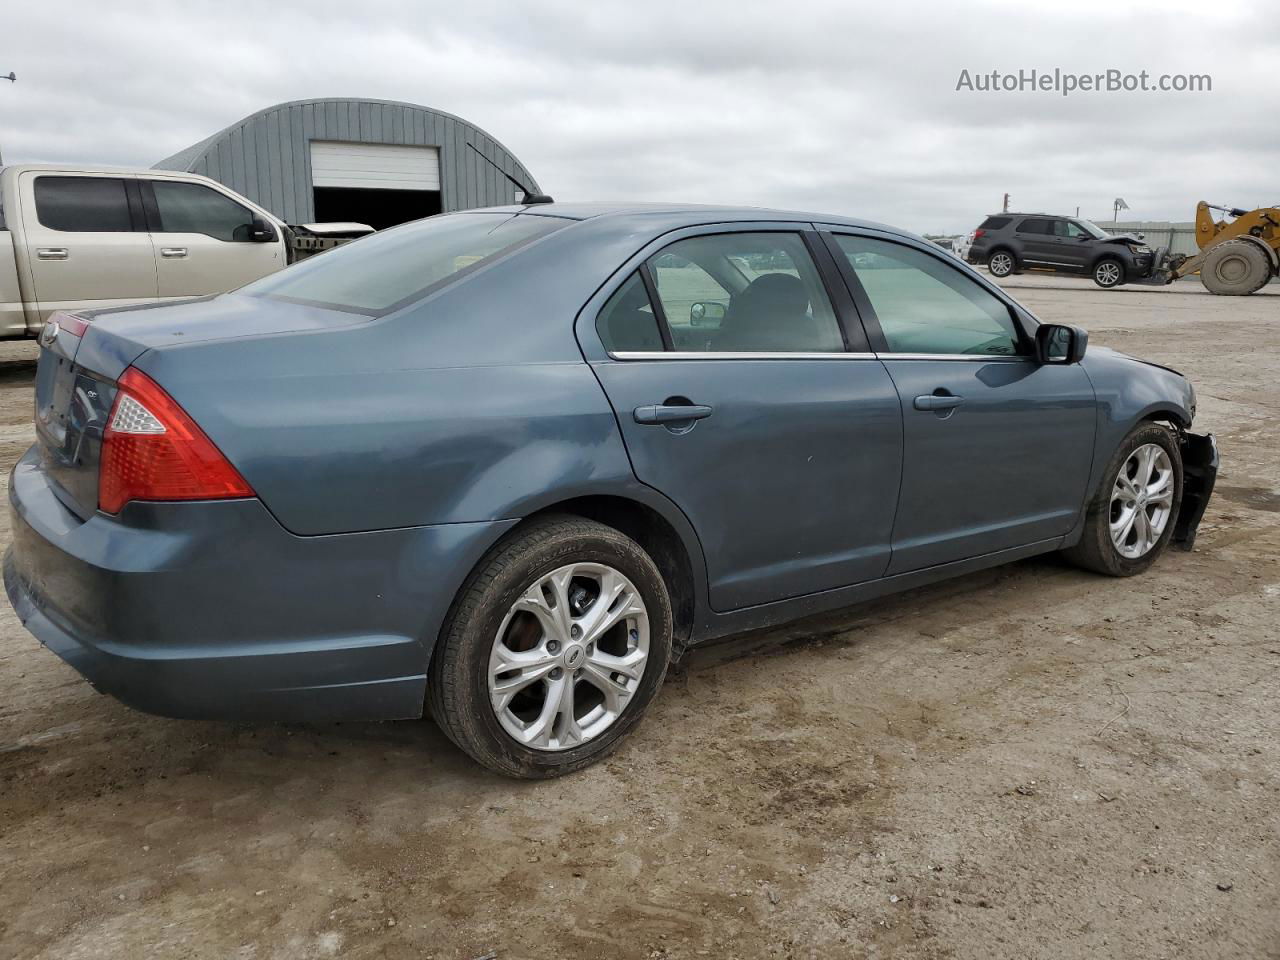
[99,368,253,514]
[973,229,986,240]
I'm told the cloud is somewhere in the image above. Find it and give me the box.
[1,0,1276,233]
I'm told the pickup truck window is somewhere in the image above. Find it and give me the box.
[34,176,133,232]
[149,181,258,242]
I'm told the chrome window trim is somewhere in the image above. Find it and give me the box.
[875,352,1031,362]
[609,351,878,361]
[607,350,1030,362]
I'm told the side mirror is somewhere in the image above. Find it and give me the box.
[248,218,277,243]
[1035,323,1088,364]
[689,302,727,326]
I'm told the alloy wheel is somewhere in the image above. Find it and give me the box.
[1095,262,1122,287]
[488,562,650,751]
[989,252,1013,276]
[1109,443,1174,559]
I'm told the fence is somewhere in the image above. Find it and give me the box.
[1098,221,1199,257]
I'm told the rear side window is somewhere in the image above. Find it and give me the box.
[1017,218,1051,234]
[979,216,1011,230]
[34,176,132,232]
[150,181,257,241]
[597,272,664,352]
[243,213,566,313]
[832,235,1022,357]
[648,232,843,353]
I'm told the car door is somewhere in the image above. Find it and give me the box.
[824,230,1097,574]
[585,226,904,611]
[1012,217,1059,267]
[1057,220,1096,271]
[18,172,158,321]
[141,179,283,299]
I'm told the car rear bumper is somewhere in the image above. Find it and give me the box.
[5,445,515,721]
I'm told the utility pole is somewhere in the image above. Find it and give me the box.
[1002,192,1010,213]
[0,71,15,166]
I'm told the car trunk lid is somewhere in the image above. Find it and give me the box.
[32,295,368,519]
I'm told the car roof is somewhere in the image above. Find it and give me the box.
[468,200,912,236]
[988,212,1073,219]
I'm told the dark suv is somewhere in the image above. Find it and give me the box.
[967,214,1154,288]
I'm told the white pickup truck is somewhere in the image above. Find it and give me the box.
[0,163,370,339]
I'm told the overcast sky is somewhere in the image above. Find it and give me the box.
[2,0,1277,234]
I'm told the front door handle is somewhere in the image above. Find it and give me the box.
[160,247,189,259]
[36,247,69,260]
[914,394,965,412]
[634,403,713,425]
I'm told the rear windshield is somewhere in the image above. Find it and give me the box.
[979,216,1011,230]
[243,212,567,314]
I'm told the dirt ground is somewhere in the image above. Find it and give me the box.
[1,276,1277,960]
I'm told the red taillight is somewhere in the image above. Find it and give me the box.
[973,229,986,240]
[99,368,253,514]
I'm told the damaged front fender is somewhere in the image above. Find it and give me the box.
[1172,432,1219,551]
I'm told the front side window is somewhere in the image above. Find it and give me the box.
[1062,220,1095,239]
[597,272,664,352]
[647,233,842,353]
[832,235,1023,357]
[34,176,132,232]
[244,212,567,313]
[150,181,257,241]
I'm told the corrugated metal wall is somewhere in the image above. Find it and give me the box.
[154,99,539,224]
[1101,221,1200,257]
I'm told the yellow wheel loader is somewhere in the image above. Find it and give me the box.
[1155,202,1280,295]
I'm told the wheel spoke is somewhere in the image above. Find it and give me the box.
[511,573,573,647]
[1146,472,1174,505]
[1111,504,1138,550]
[577,572,643,647]
[489,649,558,710]
[520,674,567,748]
[1134,507,1153,553]
[1114,472,1139,501]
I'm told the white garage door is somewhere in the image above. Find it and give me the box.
[309,141,441,191]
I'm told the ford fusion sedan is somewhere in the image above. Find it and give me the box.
[5,203,1217,778]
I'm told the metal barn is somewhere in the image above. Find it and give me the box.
[154,98,540,229]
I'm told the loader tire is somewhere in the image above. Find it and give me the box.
[1200,240,1273,296]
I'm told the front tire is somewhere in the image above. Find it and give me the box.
[428,515,673,778]
[1199,239,1272,295]
[1063,423,1183,577]
[1093,258,1125,288]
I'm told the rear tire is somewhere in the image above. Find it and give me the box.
[987,249,1016,278]
[1062,423,1183,577]
[1092,258,1125,288]
[428,515,673,779]
[1200,239,1272,295]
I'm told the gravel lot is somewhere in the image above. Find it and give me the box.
[1,276,1277,960]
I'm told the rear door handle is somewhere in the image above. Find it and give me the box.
[160,247,189,259]
[914,394,965,411]
[633,403,713,425]
[36,247,69,260]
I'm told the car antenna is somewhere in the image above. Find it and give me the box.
[466,142,554,205]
